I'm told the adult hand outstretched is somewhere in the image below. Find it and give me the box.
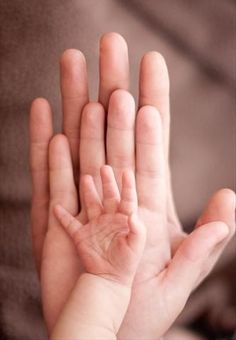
[29,33,235,338]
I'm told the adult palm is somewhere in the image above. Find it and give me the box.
[29,33,235,338]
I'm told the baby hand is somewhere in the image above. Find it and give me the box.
[54,165,146,286]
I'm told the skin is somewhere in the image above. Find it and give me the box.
[51,166,146,340]
[54,166,146,287]
[29,33,236,338]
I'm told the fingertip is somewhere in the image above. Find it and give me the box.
[49,134,69,154]
[122,169,135,187]
[54,203,61,212]
[198,189,236,236]
[139,51,170,112]
[60,49,88,101]
[60,49,86,69]
[129,213,145,233]
[100,32,128,51]
[140,51,169,91]
[30,98,53,138]
[141,51,168,73]
[205,221,230,242]
[136,106,162,143]
[82,102,105,123]
[100,164,112,173]
[214,188,236,207]
[108,90,135,129]
[100,165,113,180]
[129,213,136,223]
[100,165,109,184]
[81,174,93,186]
[30,97,51,113]
[54,204,65,217]
[99,32,129,108]
[183,221,230,262]
[49,134,71,171]
[137,105,161,124]
[81,175,94,200]
[128,213,138,233]
[109,89,134,107]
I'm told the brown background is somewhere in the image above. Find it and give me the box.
[0,1,235,339]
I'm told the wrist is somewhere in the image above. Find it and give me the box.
[73,273,131,333]
[51,272,131,340]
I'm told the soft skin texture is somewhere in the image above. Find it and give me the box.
[54,166,146,287]
[51,274,131,340]
[51,166,146,340]
[29,33,236,339]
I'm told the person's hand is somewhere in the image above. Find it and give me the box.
[54,166,146,286]
[51,166,145,340]
[54,111,233,339]
[30,33,131,330]
[29,33,236,338]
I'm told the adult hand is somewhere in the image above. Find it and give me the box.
[29,33,235,338]
[30,33,129,331]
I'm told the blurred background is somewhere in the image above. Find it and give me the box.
[0,0,235,339]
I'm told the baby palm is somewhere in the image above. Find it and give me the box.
[55,165,146,286]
